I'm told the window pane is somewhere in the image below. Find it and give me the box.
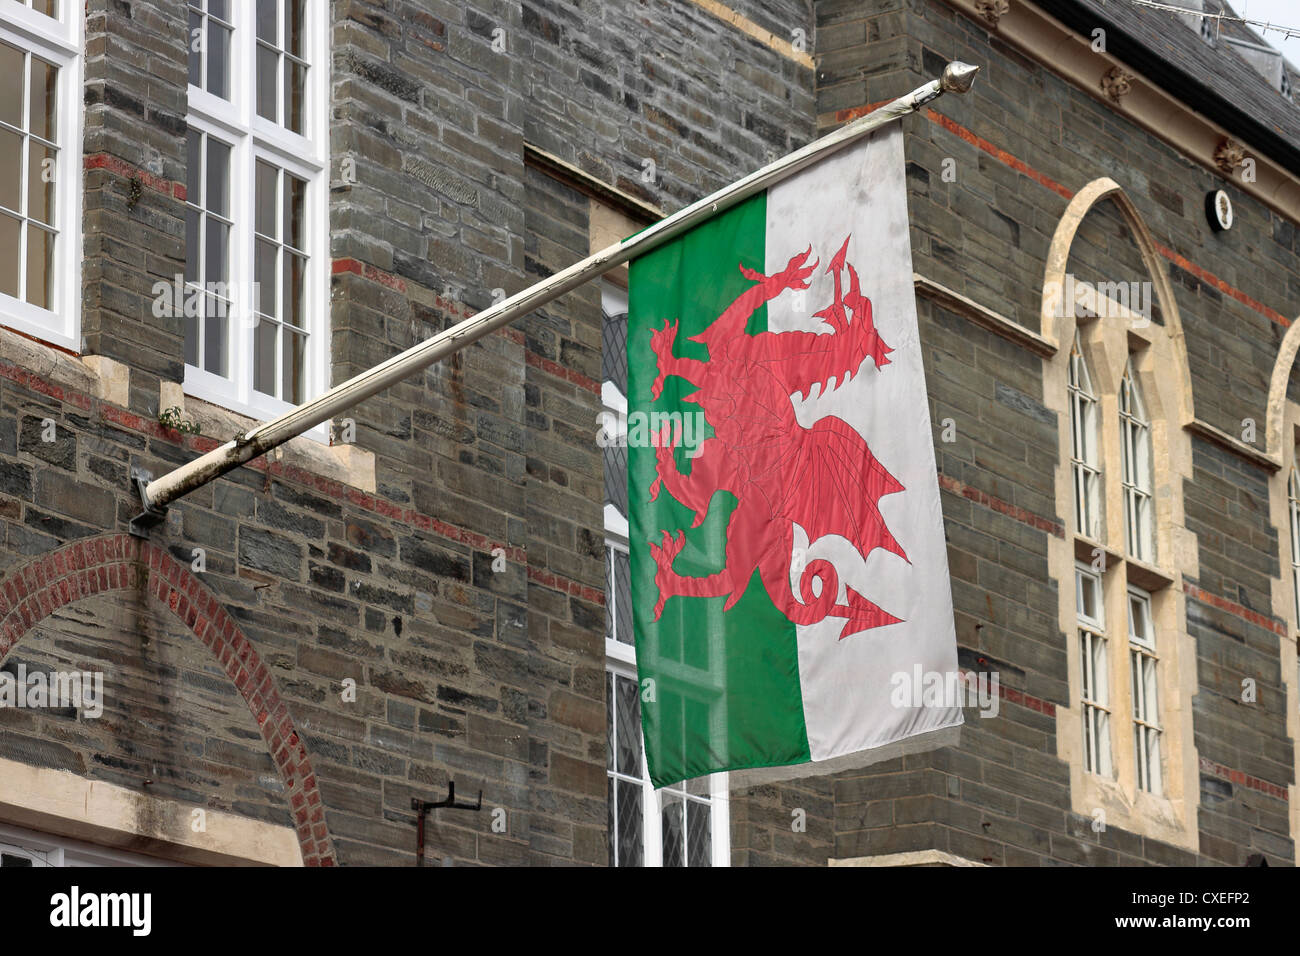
[256,45,278,121]
[186,128,202,203]
[26,141,52,226]
[255,238,277,313]
[1091,638,1107,703]
[1131,651,1141,716]
[1095,709,1111,776]
[257,0,278,42]
[25,224,52,309]
[614,548,632,645]
[1136,433,1152,489]
[0,127,21,213]
[254,316,277,395]
[34,0,59,18]
[207,22,230,98]
[1142,656,1158,719]
[29,57,56,143]
[606,776,615,866]
[1083,705,1094,771]
[284,173,305,249]
[605,670,614,771]
[205,138,230,217]
[283,327,305,402]
[0,213,18,297]
[203,296,227,376]
[1078,572,1099,622]
[209,0,230,21]
[184,311,198,366]
[615,780,642,867]
[285,58,305,134]
[661,795,684,867]
[255,160,278,237]
[605,549,616,640]
[0,42,22,128]
[283,250,305,328]
[1079,633,1092,698]
[687,799,712,866]
[1147,733,1161,794]
[287,0,305,57]
[205,217,228,282]
[1134,725,1144,786]
[188,10,202,88]
[1080,402,1095,461]
[615,674,640,776]
[184,206,201,284]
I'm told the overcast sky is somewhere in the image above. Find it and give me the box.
[1220,0,1300,62]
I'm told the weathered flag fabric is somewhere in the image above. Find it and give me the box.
[627,126,962,789]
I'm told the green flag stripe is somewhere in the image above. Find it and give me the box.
[628,193,810,788]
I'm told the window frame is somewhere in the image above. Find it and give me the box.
[0,821,175,867]
[184,0,328,431]
[0,6,82,351]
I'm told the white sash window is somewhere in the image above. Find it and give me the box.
[0,0,81,349]
[184,0,327,423]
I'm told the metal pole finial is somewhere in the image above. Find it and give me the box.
[941,61,980,95]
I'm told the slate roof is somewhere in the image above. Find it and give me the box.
[1037,0,1300,176]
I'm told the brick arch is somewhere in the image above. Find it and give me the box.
[0,533,335,866]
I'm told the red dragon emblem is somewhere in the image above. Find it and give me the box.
[646,236,908,640]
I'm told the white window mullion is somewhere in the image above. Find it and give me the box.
[642,770,663,867]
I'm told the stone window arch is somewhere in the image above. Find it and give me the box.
[1042,178,1199,851]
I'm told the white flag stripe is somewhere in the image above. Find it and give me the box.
[764,128,963,765]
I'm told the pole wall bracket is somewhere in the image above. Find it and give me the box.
[411,781,483,866]
[128,474,167,539]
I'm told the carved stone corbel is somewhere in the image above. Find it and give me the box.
[974,0,1010,28]
[1214,137,1247,174]
[1100,66,1134,103]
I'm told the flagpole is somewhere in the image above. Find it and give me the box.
[131,61,979,532]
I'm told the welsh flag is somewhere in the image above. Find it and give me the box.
[627,127,962,788]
